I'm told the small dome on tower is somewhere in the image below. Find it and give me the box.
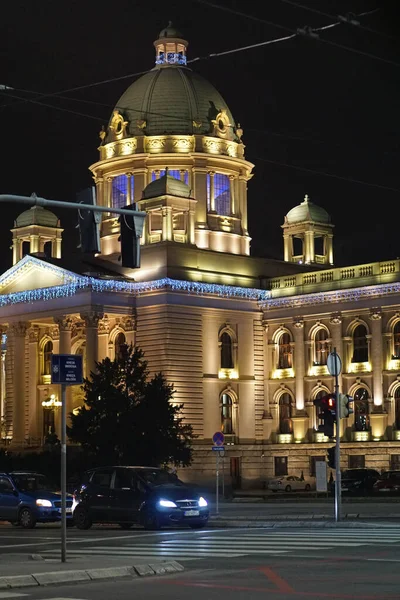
[14,205,59,228]
[285,195,330,224]
[142,171,192,200]
[158,21,184,39]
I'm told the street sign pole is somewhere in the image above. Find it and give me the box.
[216,451,219,515]
[61,383,67,563]
[327,349,342,523]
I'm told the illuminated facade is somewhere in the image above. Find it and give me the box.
[0,24,400,487]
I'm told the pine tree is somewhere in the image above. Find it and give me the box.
[67,344,193,467]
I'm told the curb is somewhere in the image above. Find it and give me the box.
[0,560,184,589]
[209,518,400,528]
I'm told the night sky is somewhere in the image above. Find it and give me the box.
[1,0,399,274]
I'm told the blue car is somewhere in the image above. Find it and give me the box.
[0,471,74,528]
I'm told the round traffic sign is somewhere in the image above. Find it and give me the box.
[212,431,225,446]
[327,352,342,376]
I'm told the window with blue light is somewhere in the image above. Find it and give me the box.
[214,173,230,216]
[151,170,188,184]
[206,173,211,210]
[112,175,132,208]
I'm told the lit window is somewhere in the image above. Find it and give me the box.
[352,324,368,363]
[112,175,131,209]
[314,390,330,428]
[151,170,188,184]
[214,174,230,216]
[220,393,234,434]
[354,388,369,431]
[220,332,233,369]
[314,329,330,365]
[43,341,53,376]
[279,393,293,434]
[115,332,126,360]
[278,333,292,369]
[393,322,400,359]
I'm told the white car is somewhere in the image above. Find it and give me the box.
[268,475,312,493]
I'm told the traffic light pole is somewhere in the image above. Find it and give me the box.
[333,348,342,522]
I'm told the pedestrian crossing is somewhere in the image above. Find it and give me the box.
[40,528,400,562]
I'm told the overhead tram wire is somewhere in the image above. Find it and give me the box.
[276,0,396,41]
[192,0,400,68]
[1,3,397,115]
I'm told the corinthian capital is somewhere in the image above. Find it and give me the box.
[369,308,382,321]
[80,311,104,328]
[293,317,304,329]
[330,312,342,325]
[11,322,28,337]
[54,316,74,332]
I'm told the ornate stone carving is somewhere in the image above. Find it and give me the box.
[98,317,110,334]
[11,322,28,337]
[293,318,304,329]
[370,308,382,320]
[108,110,128,141]
[28,326,40,343]
[121,317,136,332]
[330,312,342,325]
[54,317,73,332]
[80,311,104,328]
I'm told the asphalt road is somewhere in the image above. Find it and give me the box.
[3,525,400,600]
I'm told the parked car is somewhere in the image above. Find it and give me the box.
[373,470,400,494]
[268,475,313,493]
[73,466,210,530]
[0,471,74,528]
[340,468,380,495]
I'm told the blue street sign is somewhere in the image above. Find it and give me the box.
[212,431,225,446]
[51,354,83,385]
[212,446,225,451]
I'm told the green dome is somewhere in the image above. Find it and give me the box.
[286,196,330,224]
[14,206,59,228]
[158,21,184,39]
[112,66,236,138]
[142,172,192,199]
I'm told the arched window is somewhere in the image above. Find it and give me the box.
[393,322,400,359]
[279,393,293,434]
[314,329,330,365]
[76,343,86,378]
[354,388,369,431]
[278,332,292,369]
[115,332,126,360]
[112,175,129,209]
[395,387,400,430]
[220,393,234,434]
[314,390,329,428]
[352,324,368,363]
[220,332,234,369]
[43,341,53,376]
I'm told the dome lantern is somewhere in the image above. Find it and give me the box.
[11,205,63,265]
[154,21,188,67]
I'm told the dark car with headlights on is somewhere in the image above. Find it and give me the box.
[73,466,209,530]
[340,468,380,495]
[0,471,74,528]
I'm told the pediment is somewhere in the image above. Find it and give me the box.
[0,255,79,294]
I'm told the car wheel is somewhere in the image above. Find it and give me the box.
[142,512,161,531]
[119,523,133,530]
[305,484,311,491]
[189,523,206,529]
[285,485,292,493]
[19,508,36,529]
[73,506,93,530]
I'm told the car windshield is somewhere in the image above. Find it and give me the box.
[12,474,56,492]
[342,470,364,480]
[137,469,183,487]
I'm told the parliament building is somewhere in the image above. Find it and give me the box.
[1,24,399,488]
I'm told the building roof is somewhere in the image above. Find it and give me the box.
[14,206,59,228]
[142,172,192,199]
[158,21,184,39]
[111,64,236,139]
[285,195,331,224]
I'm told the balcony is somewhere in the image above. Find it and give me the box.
[309,364,329,377]
[277,433,293,444]
[271,368,294,379]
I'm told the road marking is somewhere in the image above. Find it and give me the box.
[0,593,29,599]
[258,566,295,594]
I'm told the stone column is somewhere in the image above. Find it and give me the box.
[192,167,208,225]
[327,234,334,264]
[262,320,273,440]
[55,317,73,423]
[30,234,39,253]
[0,326,7,423]
[12,239,20,265]
[27,327,39,441]
[126,172,133,205]
[55,234,62,258]
[229,175,235,215]
[283,235,291,262]
[209,172,215,212]
[162,207,172,241]
[97,317,110,362]
[293,318,305,411]
[11,322,28,445]
[121,316,136,347]
[238,176,248,235]
[81,311,104,380]
[305,231,314,263]
[370,309,383,407]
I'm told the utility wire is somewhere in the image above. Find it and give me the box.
[277,0,395,41]
[253,155,400,194]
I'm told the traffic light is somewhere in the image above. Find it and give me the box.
[338,393,354,418]
[327,447,336,469]
[118,205,145,268]
[76,187,101,254]
[313,394,336,437]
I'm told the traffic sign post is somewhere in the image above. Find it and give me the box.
[327,349,342,522]
[51,354,83,563]
[212,432,225,515]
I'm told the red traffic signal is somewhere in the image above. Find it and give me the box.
[313,394,336,415]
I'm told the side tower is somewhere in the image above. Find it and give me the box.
[11,206,63,265]
[282,194,334,265]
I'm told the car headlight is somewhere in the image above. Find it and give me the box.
[158,499,177,508]
[198,497,208,507]
[36,499,52,507]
